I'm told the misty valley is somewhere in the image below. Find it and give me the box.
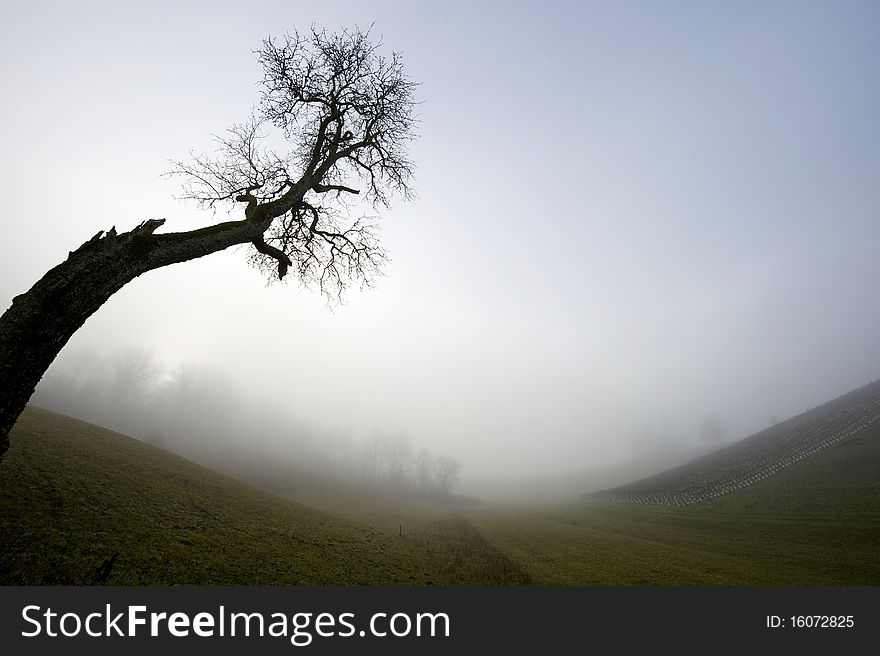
[1,371,878,585]
[2,6,880,599]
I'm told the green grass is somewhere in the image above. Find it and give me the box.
[2,405,878,585]
[467,502,879,584]
[466,422,880,585]
[186,444,479,537]
[693,421,880,519]
[0,407,518,585]
[409,515,532,585]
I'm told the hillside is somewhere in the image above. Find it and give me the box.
[465,420,880,584]
[3,397,878,586]
[167,441,481,536]
[0,407,527,585]
[692,419,880,518]
[585,378,880,506]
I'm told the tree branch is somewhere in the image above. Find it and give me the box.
[167,25,416,299]
[312,183,360,195]
[252,234,293,279]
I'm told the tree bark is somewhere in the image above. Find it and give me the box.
[0,216,265,462]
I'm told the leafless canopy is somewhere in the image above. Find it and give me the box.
[168,26,418,299]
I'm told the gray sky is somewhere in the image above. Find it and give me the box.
[2,0,879,477]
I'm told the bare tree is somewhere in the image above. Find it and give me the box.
[107,348,161,404]
[435,456,461,496]
[0,27,417,462]
[414,447,435,491]
[384,432,412,486]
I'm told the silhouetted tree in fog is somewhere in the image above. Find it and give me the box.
[347,433,461,496]
[414,448,435,491]
[435,456,461,495]
[101,347,162,435]
[385,432,412,485]
[0,26,418,462]
[107,348,160,404]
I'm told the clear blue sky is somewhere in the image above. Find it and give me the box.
[1,0,879,476]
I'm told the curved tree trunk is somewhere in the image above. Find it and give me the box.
[0,216,270,462]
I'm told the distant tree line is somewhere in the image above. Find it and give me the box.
[329,431,461,496]
[32,347,461,496]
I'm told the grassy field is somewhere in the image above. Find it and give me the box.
[466,421,880,585]
[175,441,480,536]
[0,407,520,585]
[1,406,878,585]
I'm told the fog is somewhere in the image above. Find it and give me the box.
[31,345,463,497]
[3,1,880,492]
